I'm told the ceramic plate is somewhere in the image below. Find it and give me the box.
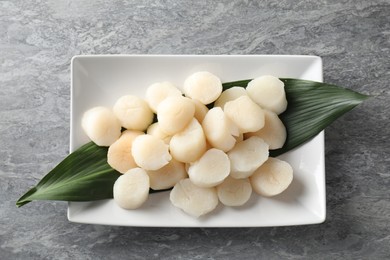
[69,55,326,227]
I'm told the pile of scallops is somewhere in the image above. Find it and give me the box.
[81,72,293,217]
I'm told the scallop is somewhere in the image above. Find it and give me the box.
[113,95,154,131]
[131,134,172,170]
[81,106,121,146]
[245,109,286,149]
[183,71,222,105]
[113,168,150,209]
[170,178,219,217]
[228,136,269,179]
[250,157,293,197]
[188,148,230,188]
[107,130,144,173]
[157,96,195,135]
[201,107,239,152]
[147,159,187,190]
[246,75,287,114]
[145,81,182,113]
[169,118,207,163]
[224,95,265,133]
[214,86,247,108]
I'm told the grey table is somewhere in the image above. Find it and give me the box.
[1,1,389,259]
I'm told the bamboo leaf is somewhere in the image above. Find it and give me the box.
[17,78,369,207]
[274,79,369,156]
[222,78,369,157]
[16,142,121,207]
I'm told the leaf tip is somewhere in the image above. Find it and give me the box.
[16,199,29,208]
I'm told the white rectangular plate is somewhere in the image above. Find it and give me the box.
[69,55,325,227]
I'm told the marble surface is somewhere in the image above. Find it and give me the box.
[1,0,389,259]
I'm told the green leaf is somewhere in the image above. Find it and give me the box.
[222,78,369,157]
[17,78,369,207]
[16,142,121,207]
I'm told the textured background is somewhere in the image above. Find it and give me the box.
[1,0,389,259]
